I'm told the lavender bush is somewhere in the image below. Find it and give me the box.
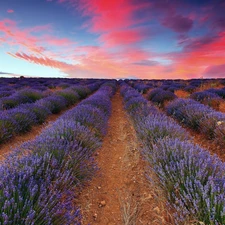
[0,150,81,225]
[147,88,177,106]
[135,114,189,149]
[0,89,44,110]
[183,85,196,93]
[18,103,51,124]
[6,108,37,133]
[149,138,225,224]
[37,119,101,153]
[56,89,80,106]
[80,96,112,117]
[70,85,91,98]
[0,115,15,144]
[205,88,225,99]
[36,95,67,114]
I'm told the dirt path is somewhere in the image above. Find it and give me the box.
[0,103,79,160]
[77,91,171,225]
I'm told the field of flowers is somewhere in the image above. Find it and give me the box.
[125,78,225,224]
[0,77,225,224]
[0,78,116,224]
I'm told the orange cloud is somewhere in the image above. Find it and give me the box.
[8,52,74,70]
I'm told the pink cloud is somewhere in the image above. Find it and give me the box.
[42,35,76,46]
[0,19,76,55]
[99,27,151,47]
[203,64,225,78]
[132,60,159,67]
[7,9,14,13]
[179,35,218,52]
[78,0,138,32]
[28,24,52,33]
[58,0,150,46]
[161,30,225,79]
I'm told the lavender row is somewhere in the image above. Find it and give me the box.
[120,82,225,224]
[0,81,116,224]
[0,80,100,110]
[147,87,177,107]
[0,83,99,144]
[145,87,225,144]
[0,77,100,91]
[0,89,47,110]
[166,97,225,144]
[125,78,225,95]
[189,89,225,110]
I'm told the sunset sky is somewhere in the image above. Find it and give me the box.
[1,0,225,79]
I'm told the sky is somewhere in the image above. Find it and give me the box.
[0,0,225,79]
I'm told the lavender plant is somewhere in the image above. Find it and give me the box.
[6,108,37,133]
[63,104,108,138]
[0,115,15,144]
[56,89,80,106]
[148,138,225,224]
[147,88,177,106]
[0,151,81,225]
[36,96,67,114]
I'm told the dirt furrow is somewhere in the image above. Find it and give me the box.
[76,91,170,225]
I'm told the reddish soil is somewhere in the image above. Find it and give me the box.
[184,127,225,161]
[0,103,78,160]
[49,87,63,92]
[175,90,190,98]
[219,101,225,113]
[196,83,224,92]
[76,91,173,225]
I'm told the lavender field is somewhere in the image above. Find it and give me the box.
[0,77,225,224]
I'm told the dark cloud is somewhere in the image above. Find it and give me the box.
[213,17,225,30]
[0,71,14,75]
[179,35,218,51]
[162,14,193,33]
[132,60,159,67]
